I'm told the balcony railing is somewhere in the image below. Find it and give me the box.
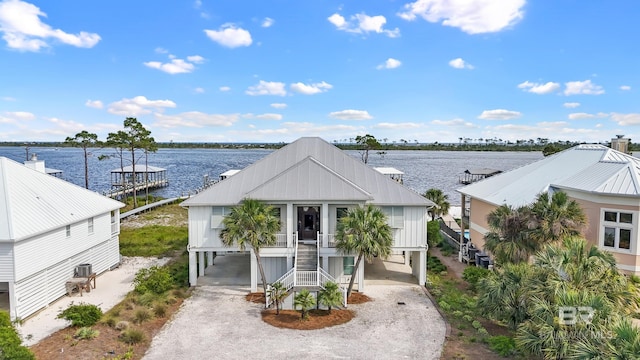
[264,233,288,247]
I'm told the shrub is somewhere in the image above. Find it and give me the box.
[452,310,464,318]
[134,266,173,294]
[462,266,490,291]
[57,303,103,327]
[153,304,167,318]
[172,288,187,299]
[102,316,117,328]
[462,315,473,323]
[74,327,99,340]
[0,311,35,360]
[427,221,442,248]
[119,328,145,344]
[133,308,152,324]
[487,336,517,357]
[471,320,482,329]
[137,292,159,307]
[477,328,489,337]
[427,255,447,273]
[115,321,130,331]
[167,256,189,287]
[438,300,451,312]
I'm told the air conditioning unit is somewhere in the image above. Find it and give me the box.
[75,263,92,278]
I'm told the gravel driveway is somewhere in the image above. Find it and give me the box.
[143,284,446,360]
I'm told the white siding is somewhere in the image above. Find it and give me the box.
[13,212,113,280]
[13,237,118,319]
[0,243,13,282]
[261,257,287,283]
[188,206,228,249]
[391,206,427,249]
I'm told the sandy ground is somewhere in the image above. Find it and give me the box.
[18,256,169,347]
[143,284,446,360]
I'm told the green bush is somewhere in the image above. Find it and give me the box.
[137,292,159,307]
[134,266,173,294]
[57,303,103,327]
[462,266,491,291]
[438,301,451,312]
[471,320,482,329]
[427,221,442,248]
[74,327,99,340]
[427,255,447,273]
[167,255,189,287]
[119,328,145,344]
[0,311,35,360]
[487,335,517,357]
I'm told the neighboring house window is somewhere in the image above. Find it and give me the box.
[66,225,71,237]
[88,217,94,234]
[343,257,355,275]
[382,206,404,228]
[602,210,634,251]
[211,207,229,228]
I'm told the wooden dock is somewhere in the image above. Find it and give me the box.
[105,179,168,198]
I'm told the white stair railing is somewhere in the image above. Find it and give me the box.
[319,267,348,307]
[265,267,295,308]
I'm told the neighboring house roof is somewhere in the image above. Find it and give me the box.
[0,157,124,242]
[374,167,404,175]
[183,137,433,207]
[458,144,640,207]
[111,165,166,173]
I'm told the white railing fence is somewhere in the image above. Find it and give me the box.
[265,267,295,308]
[327,233,337,247]
[264,233,288,247]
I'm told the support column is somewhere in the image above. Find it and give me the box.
[322,202,329,248]
[286,203,294,248]
[198,252,205,277]
[250,249,258,292]
[207,251,214,266]
[287,255,293,269]
[357,257,365,292]
[188,250,197,286]
[8,282,16,321]
[459,194,467,263]
[418,250,427,286]
[322,255,328,271]
[404,251,410,266]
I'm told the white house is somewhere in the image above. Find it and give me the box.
[182,137,433,301]
[0,156,124,320]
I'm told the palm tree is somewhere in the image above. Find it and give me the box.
[483,205,537,264]
[423,188,450,220]
[268,282,287,315]
[528,191,586,246]
[294,289,315,320]
[318,282,343,313]
[335,205,393,297]
[64,130,100,189]
[220,198,280,297]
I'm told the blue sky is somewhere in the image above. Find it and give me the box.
[0,0,638,144]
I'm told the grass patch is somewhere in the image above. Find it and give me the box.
[119,225,187,257]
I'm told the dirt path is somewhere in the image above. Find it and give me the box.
[430,247,467,279]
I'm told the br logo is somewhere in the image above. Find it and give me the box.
[559,306,595,325]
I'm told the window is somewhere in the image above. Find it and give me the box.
[602,210,634,251]
[211,207,229,229]
[271,206,284,232]
[337,207,348,220]
[382,206,404,228]
[88,217,94,234]
[66,225,71,237]
[343,257,355,275]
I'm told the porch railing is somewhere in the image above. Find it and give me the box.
[264,233,288,247]
[295,271,318,286]
[327,233,337,247]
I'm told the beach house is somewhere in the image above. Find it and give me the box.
[458,137,640,274]
[0,156,124,320]
[182,137,433,296]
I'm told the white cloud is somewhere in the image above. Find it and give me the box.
[563,102,580,108]
[85,100,103,109]
[270,103,287,109]
[144,54,205,74]
[397,0,525,34]
[620,85,631,91]
[611,113,640,126]
[374,122,422,129]
[377,58,402,70]
[517,81,561,94]
[154,112,239,128]
[194,87,205,94]
[329,109,373,120]
[155,47,168,54]
[6,111,34,120]
[204,24,252,48]
[219,86,231,92]
[261,17,274,28]
[290,81,332,95]
[0,0,101,51]
[478,109,522,120]
[246,80,287,96]
[328,12,400,38]
[431,118,477,127]
[564,80,605,95]
[255,113,282,120]
[107,96,176,116]
[448,57,474,69]
[567,112,610,120]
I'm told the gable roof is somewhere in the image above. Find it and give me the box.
[458,144,640,207]
[0,157,124,242]
[182,137,432,207]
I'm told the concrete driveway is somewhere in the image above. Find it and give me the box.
[143,284,446,360]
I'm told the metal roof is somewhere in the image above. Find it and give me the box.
[183,137,433,207]
[458,144,640,206]
[111,165,166,173]
[0,157,124,242]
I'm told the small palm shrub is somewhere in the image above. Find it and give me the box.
[74,327,99,340]
[293,289,316,320]
[318,282,343,313]
[134,266,173,294]
[57,303,103,327]
[133,308,152,324]
[119,328,145,344]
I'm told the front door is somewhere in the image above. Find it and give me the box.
[297,206,319,240]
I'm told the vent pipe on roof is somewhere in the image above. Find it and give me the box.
[611,135,630,154]
[24,153,46,173]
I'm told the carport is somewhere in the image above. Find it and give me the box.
[197,253,251,286]
[364,254,418,286]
